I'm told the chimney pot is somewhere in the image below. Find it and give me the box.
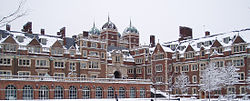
[150,35,155,47]
[6,24,10,31]
[205,31,210,36]
[83,31,89,38]
[41,29,45,35]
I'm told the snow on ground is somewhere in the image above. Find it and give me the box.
[1,98,249,101]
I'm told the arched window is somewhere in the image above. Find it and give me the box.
[39,86,49,99]
[140,87,145,98]
[69,86,77,99]
[130,87,136,98]
[107,87,114,98]
[5,85,17,100]
[23,85,33,100]
[95,87,103,98]
[82,86,90,99]
[54,86,64,99]
[119,87,125,98]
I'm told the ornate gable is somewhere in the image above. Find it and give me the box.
[51,40,63,48]
[2,36,17,44]
[211,39,222,47]
[185,44,194,52]
[233,35,246,44]
[28,38,41,46]
[153,43,165,54]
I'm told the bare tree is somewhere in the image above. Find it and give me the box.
[174,73,190,97]
[0,0,28,27]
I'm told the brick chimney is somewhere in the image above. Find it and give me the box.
[205,31,210,36]
[41,29,45,35]
[83,31,89,38]
[179,26,192,41]
[150,35,155,47]
[22,22,32,34]
[58,27,66,46]
[6,24,10,31]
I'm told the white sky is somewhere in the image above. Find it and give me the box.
[1,0,250,44]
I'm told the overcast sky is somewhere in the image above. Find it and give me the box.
[1,0,250,44]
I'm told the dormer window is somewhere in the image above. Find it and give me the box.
[82,41,87,47]
[91,42,97,48]
[197,43,202,48]
[16,36,24,42]
[201,51,205,57]
[115,56,120,62]
[28,46,41,53]
[39,38,47,45]
[204,41,212,46]
[3,44,17,52]
[185,52,194,59]
[233,45,246,53]
[51,48,63,55]
[223,37,230,44]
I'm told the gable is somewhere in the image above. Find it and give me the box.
[2,36,17,44]
[153,43,165,54]
[185,45,194,52]
[211,39,222,47]
[233,35,246,44]
[28,38,41,46]
[51,40,63,48]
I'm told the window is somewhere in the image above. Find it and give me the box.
[101,44,105,49]
[192,75,197,83]
[82,41,87,47]
[156,76,163,82]
[36,59,49,67]
[80,62,87,69]
[130,87,136,98]
[89,51,99,57]
[233,45,246,53]
[69,86,77,99]
[82,86,90,99]
[233,59,244,67]
[192,87,197,95]
[28,47,41,53]
[191,64,198,71]
[83,50,87,57]
[200,63,206,70]
[40,38,47,45]
[181,65,189,72]
[80,74,87,80]
[90,74,98,78]
[115,56,120,62]
[88,61,99,69]
[38,72,46,76]
[101,52,105,59]
[223,37,230,44]
[0,70,11,76]
[119,87,125,98]
[95,87,103,98]
[227,86,236,94]
[213,61,224,67]
[139,88,146,98]
[18,71,30,77]
[54,73,65,80]
[214,90,221,95]
[70,50,75,56]
[128,69,134,74]
[0,58,11,65]
[135,58,143,64]
[5,85,16,100]
[39,86,49,100]
[201,51,205,56]
[240,86,246,94]
[51,48,63,55]
[3,44,16,52]
[175,66,180,73]
[54,61,64,68]
[154,54,164,60]
[155,64,163,72]
[185,52,194,59]
[69,62,76,71]
[54,86,63,99]
[23,85,33,100]
[107,87,114,98]
[147,67,152,74]
[136,68,142,74]
[18,59,30,66]
[239,72,245,81]
[91,42,97,48]
[215,48,223,53]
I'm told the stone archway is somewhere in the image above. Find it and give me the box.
[114,71,121,78]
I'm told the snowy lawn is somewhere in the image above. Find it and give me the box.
[1,98,249,101]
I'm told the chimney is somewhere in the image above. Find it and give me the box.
[150,35,155,47]
[179,26,192,41]
[22,22,32,34]
[83,31,89,38]
[60,27,66,38]
[41,29,45,35]
[205,31,210,36]
[6,24,10,31]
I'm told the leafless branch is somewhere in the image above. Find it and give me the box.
[0,0,28,28]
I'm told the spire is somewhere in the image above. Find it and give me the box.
[129,18,132,27]
[108,13,110,22]
[93,21,95,28]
